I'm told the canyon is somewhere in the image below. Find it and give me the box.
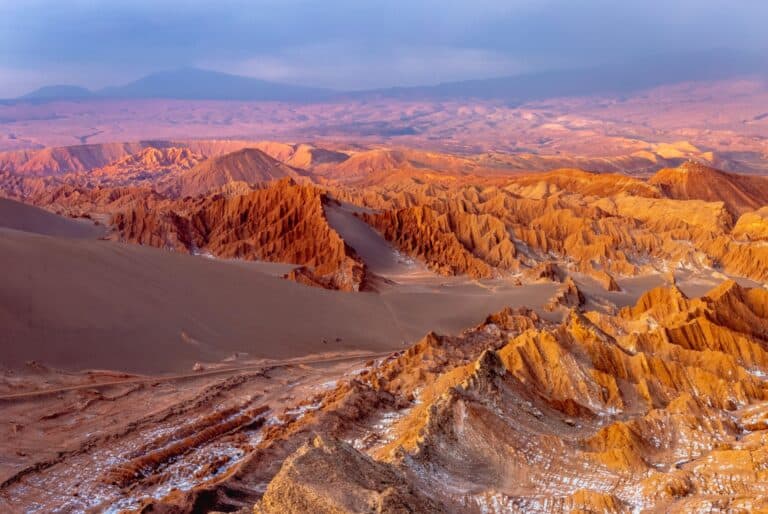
[2,78,768,513]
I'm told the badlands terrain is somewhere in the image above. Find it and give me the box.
[3,77,768,174]
[2,80,768,511]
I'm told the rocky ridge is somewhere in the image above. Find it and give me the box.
[3,143,768,291]
[138,281,768,513]
[337,165,768,286]
[110,178,367,291]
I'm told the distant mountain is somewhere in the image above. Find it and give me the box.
[97,68,334,102]
[14,50,767,103]
[357,49,768,102]
[20,85,94,100]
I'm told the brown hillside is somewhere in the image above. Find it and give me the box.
[167,148,311,197]
[650,160,768,216]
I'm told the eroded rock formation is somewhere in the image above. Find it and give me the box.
[359,206,510,278]
[341,164,768,286]
[113,179,366,290]
[545,276,585,311]
[137,281,768,513]
[4,143,768,290]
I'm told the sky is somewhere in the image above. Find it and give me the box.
[0,0,766,96]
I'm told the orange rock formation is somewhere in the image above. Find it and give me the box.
[140,282,768,512]
[112,179,366,290]
[650,160,768,217]
[166,147,310,197]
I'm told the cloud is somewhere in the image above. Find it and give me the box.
[204,44,528,89]
[0,0,766,96]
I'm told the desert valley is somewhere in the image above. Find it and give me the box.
[2,4,768,511]
[2,98,768,510]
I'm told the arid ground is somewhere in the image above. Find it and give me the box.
[2,77,768,512]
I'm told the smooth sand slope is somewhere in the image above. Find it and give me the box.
[324,202,417,277]
[0,216,556,373]
[0,197,105,238]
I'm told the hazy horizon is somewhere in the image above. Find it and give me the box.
[2,0,767,97]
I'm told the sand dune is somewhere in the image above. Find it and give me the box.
[324,201,420,277]
[0,227,555,373]
[0,197,104,238]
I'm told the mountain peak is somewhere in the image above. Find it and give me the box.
[97,67,334,102]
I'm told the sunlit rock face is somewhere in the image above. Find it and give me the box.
[114,282,768,513]
[338,163,768,286]
[650,160,768,217]
[240,282,768,513]
[4,140,768,512]
[108,178,367,291]
[6,143,768,288]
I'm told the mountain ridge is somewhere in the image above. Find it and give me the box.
[13,49,766,103]
[98,67,334,102]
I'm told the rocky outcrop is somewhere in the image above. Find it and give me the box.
[732,207,768,241]
[590,269,621,291]
[328,282,768,510]
[136,281,768,513]
[253,436,444,514]
[127,279,768,513]
[225,141,348,170]
[508,168,662,198]
[360,205,519,278]
[339,164,768,286]
[545,276,585,311]
[100,146,201,173]
[26,184,167,220]
[0,142,158,175]
[525,261,562,282]
[112,179,366,291]
[88,147,203,188]
[28,178,367,291]
[6,142,768,288]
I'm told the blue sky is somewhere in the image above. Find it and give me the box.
[0,0,766,96]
